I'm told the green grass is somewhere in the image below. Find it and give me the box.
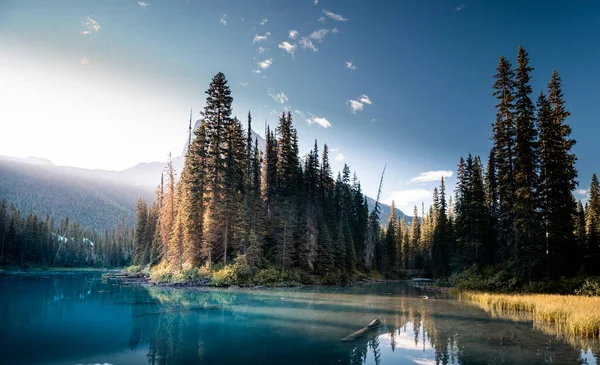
[460,291,600,339]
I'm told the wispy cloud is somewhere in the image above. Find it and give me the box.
[359,95,371,105]
[81,17,101,35]
[239,81,249,87]
[220,14,227,25]
[268,89,288,104]
[253,32,271,43]
[80,58,90,65]
[137,1,149,8]
[347,94,372,113]
[258,59,273,69]
[260,17,268,25]
[309,29,329,41]
[318,16,326,23]
[278,41,296,56]
[576,189,589,197]
[300,37,318,52]
[294,110,306,118]
[253,69,261,74]
[455,4,466,12]
[335,152,344,161]
[332,28,339,34]
[314,0,319,4]
[411,170,454,183]
[289,30,299,39]
[322,9,349,22]
[307,115,331,128]
[346,60,357,71]
[257,46,268,54]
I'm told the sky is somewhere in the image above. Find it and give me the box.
[1,0,599,214]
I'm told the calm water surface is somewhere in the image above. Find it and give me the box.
[1,272,598,365]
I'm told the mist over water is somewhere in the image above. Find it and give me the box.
[0,272,597,365]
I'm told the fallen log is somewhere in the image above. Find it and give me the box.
[339,319,381,342]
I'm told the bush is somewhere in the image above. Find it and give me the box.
[575,279,600,297]
[211,265,237,286]
[253,267,281,286]
[126,265,143,274]
[149,262,173,284]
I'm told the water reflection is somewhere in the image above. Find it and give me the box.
[1,272,598,365]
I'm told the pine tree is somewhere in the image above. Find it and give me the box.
[492,55,517,262]
[586,174,600,273]
[537,71,578,278]
[385,200,397,273]
[432,177,451,279]
[134,198,148,266]
[513,46,540,277]
[485,148,500,264]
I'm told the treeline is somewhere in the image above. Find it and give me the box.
[420,46,600,282]
[134,72,401,283]
[135,47,597,285]
[0,199,134,268]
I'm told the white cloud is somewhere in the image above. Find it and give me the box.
[258,59,272,69]
[309,29,329,41]
[300,37,318,52]
[335,152,344,161]
[268,90,288,104]
[82,17,101,34]
[137,1,149,8]
[239,81,249,87]
[253,32,270,43]
[307,115,331,128]
[318,16,326,23]
[455,4,466,12]
[332,28,339,33]
[322,9,349,22]
[289,30,299,39]
[576,189,589,197]
[80,58,89,65]
[385,189,431,214]
[314,0,319,4]
[347,100,364,113]
[347,94,372,113]
[253,69,261,74]
[411,170,454,183]
[220,15,227,25]
[257,46,268,54]
[260,17,268,25]
[346,60,357,71]
[294,110,306,118]
[278,41,296,56]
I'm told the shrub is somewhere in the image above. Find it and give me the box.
[211,265,237,287]
[149,262,173,284]
[575,279,600,297]
[126,265,143,274]
[253,267,281,286]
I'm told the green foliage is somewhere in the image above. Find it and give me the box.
[253,267,282,286]
[149,262,173,283]
[575,279,600,297]
[210,265,237,286]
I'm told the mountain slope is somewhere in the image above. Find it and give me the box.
[0,160,155,231]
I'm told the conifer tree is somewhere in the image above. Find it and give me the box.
[537,71,578,278]
[134,198,148,266]
[513,46,540,276]
[492,56,517,262]
[586,174,600,273]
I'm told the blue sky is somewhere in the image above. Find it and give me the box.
[1,0,599,214]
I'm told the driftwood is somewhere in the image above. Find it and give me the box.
[339,319,381,342]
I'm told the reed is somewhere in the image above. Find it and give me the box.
[459,291,600,339]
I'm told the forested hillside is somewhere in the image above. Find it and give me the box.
[0,160,155,231]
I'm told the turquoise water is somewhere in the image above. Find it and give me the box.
[0,272,597,365]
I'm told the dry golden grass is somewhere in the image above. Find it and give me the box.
[460,291,600,338]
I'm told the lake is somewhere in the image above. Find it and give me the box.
[0,271,598,365]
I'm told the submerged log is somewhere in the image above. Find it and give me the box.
[339,319,381,342]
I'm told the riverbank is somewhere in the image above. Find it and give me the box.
[111,264,405,288]
[459,291,600,339]
[0,265,116,274]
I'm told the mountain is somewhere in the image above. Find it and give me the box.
[365,195,412,226]
[0,160,155,231]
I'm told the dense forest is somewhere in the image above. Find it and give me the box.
[131,46,599,286]
[0,199,134,268]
